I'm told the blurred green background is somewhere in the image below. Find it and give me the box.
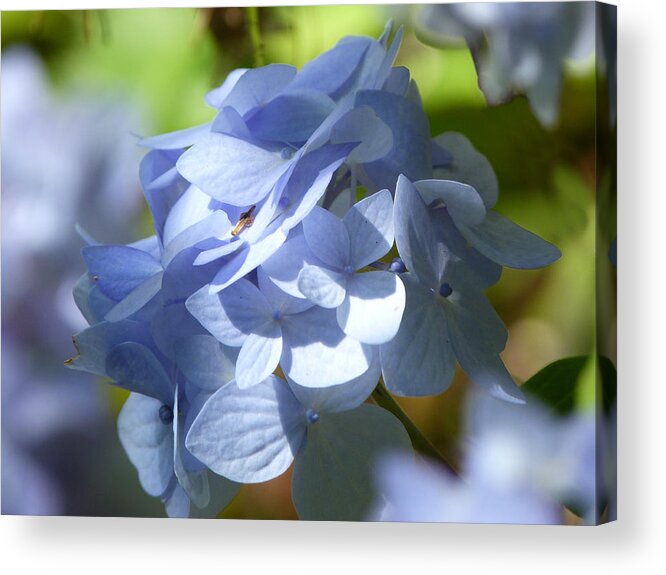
[1,5,611,519]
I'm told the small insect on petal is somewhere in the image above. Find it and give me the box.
[231,205,257,236]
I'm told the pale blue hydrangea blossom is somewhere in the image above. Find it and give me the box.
[370,394,597,524]
[417,2,595,126]
[66,22,563,519]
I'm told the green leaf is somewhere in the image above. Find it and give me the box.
[522,355,616,415]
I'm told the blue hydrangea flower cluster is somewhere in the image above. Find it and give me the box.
[67,23,560,519]
[416,2,595,126]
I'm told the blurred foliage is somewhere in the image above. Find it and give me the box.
[1,5,605,519]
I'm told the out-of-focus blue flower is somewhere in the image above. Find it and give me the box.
[371,393,598,524]
[1,47,145,515]
[1,339,103,515]
[417,2,595,126]
[2,49,144,302]
[372,452,560,524]
[185,368,412,520]
[465,394,597,518]
[261,190,405,345]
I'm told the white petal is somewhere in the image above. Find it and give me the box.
[337,271,405,345]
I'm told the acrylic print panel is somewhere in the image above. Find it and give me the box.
[0,2,616,524]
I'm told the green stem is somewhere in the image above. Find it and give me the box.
[372,381,458,476]
[246,7,265,68]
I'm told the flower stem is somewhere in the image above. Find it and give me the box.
[246,7,265,68]
[372,381,458,476]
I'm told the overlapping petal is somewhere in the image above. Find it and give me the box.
[337,271,405,345]
[458,211,562,269]
[292,404,412,520]
[185,376,306,484]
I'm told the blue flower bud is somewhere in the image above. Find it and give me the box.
[159,404,174,424]
[438,282,453,298]
[280,147,294,160]
[306,408,320,424]
[388,257,406,274]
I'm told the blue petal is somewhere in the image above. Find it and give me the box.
[330,105,393,164]
[174,334,237,392]
[118,393,174,498]
[373,25,404,89]
[394,175,448,288]
[343,188,394,269]
[176,132,291,205]
[73,273,116,326]
[432,132,499,209]
[279,143,355,230]
[414,179,486,226]
[173,391,210,509]
[207,144,353,293]
[105,341,174,404]
[150,302,209,363]
[208,221,290,293]
[355,89,431,191]
[186,279,274,346]
[261,229,326,298]
[256,266,313,315]
[287,352,381,413]
[205,68,248,109]
[139,150,189,242]
[292,404,411,520]
[459,211,562,269]
[139,122,211,150]
[380,274,456,396]
[81,245,163,301]
[65,320,153,376]
[188,472,240,518]
[382,66,411,96]
[211,105,251,139]
[245,90,335,143]
[104,272,163,322]
[185,376,306,483]
[281,306,373,388]
[222,64,296,116]
[162,184,221,247]
[162,211,231,266]
[286,36,371,97]
[235,330,283,390]
[302,206,350,269]
[297,265,348,309]
[445,298,524,404]
[446,287,508,355]
[429,207,502,288]
[260,229,319,299]
[128,235,161,259]
[163,482,190,518]
[160,247,219,301]
[337,271,405,345]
